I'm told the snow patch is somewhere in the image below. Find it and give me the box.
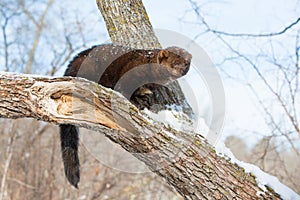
[143,107,209,137]
[0,71,55,79]
[215,141,300,200]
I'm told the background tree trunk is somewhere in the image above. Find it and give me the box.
[19,0,55,74]
[96,0,193,116]
[0,73,284,199]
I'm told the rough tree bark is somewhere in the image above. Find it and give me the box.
[0,73,283,200]
[96,0,193,116]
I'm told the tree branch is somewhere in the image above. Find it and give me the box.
[0,72,286,199]
[188,0,300,38]
[20,0,54,73]
[209,17,300,38]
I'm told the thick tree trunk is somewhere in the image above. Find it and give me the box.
[96,0,193,116]
[96,0,160,49]
[0,73,283,200]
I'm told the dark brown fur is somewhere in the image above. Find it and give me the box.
[64,45,191,95]
[60,44,192,188]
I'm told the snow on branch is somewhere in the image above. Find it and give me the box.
[0,72,297,199]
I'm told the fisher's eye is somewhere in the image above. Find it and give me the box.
[173,61,180,66]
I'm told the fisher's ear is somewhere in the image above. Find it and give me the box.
[157,50,170,64]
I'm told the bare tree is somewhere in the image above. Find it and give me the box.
[0,0,184,199]
[0,1,21,72]
[0,0,298,199]
[19,0,54,74]
[185,0,300,193]
[0,124,16,200]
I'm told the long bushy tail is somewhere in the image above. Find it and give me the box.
[59,124,80,188]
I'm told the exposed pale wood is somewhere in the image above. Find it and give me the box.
[0,72,282,200]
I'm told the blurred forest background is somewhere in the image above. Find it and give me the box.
[0,0,299,199]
